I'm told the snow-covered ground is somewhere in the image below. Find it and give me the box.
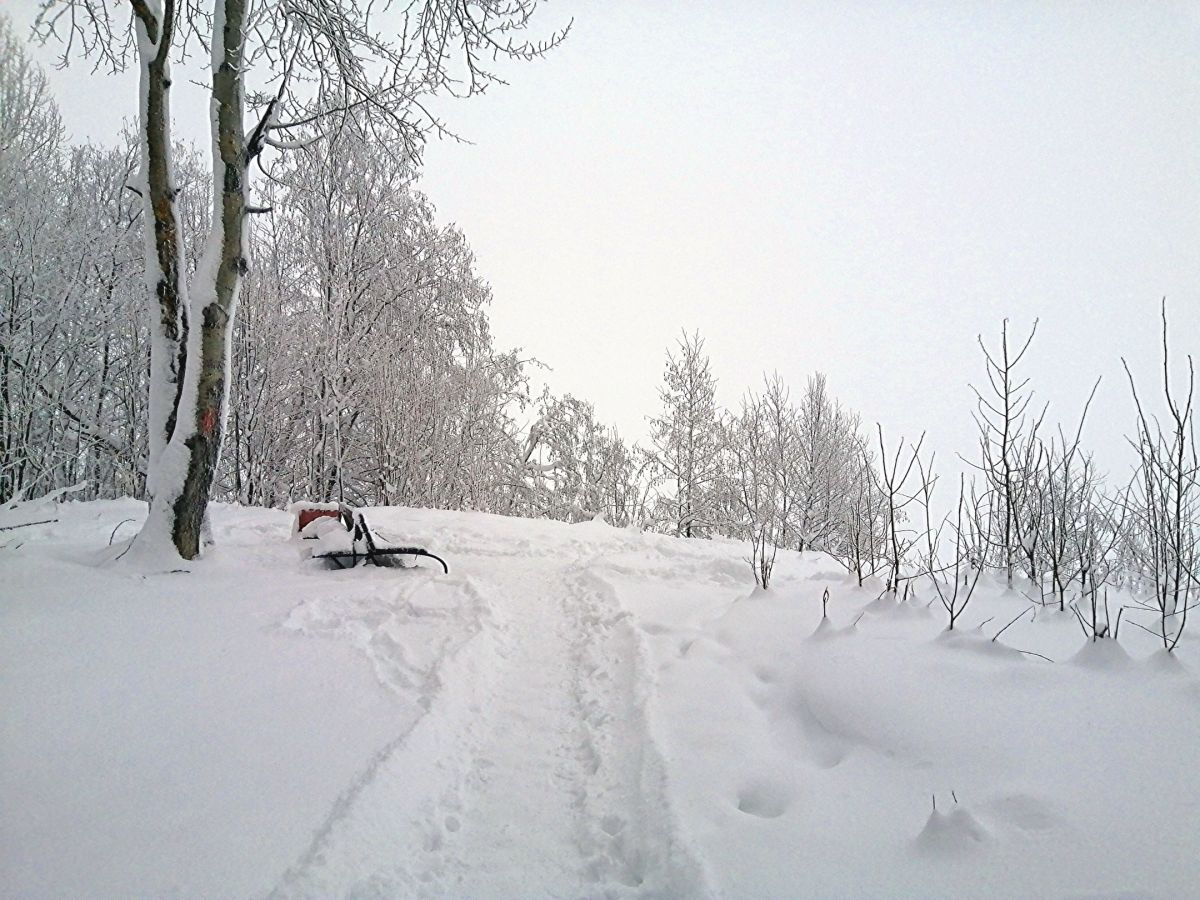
[2,500,1198,898]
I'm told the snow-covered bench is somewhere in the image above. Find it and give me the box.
[293,503,448,574]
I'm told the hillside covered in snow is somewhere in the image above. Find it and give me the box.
[3,500,1197,898]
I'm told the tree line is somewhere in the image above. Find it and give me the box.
[3,13,1195,650]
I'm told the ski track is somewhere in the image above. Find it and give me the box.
[268,531,710,899]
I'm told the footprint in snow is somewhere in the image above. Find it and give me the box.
[735,779,793,819]
[983,792,1061,833]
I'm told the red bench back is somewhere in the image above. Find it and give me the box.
[297,507,342,531]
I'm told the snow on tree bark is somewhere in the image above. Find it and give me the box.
[129,0,248,561]
[132,0,189,483]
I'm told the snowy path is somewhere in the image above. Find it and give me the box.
[9,503,1198,898]
[271,529,707,898]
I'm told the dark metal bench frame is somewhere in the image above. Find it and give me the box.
[311,510,448,574]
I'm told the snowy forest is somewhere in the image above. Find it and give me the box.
[5,1,1196,645]
[3,2,1198,897]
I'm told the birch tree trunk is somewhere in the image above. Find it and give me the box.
[133,0,248,561]
[132,0,188,479]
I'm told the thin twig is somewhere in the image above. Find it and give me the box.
[108,518,136,546]
[993,606,1032,642]
[0,519,57,531]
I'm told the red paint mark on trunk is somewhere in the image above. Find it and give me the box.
[200,407,216,436]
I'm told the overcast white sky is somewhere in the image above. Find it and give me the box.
[16,0,1200,483]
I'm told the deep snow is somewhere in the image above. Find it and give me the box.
[2,500,1198,898]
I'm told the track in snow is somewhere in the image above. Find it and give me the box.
[270,535,708,898]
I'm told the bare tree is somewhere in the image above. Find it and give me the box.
[0,13,63,160]
[833,441,887,587]
[761,374,800,548]
[874,424,928,597]
[648,331,725,537]
[921,466,985,631]
[511,390,641,524]
[726,394,779,588]
[35,0,567,560]
[1034,381,1101,609]
[793,372,861,553]
[3,38,621,527]
[1066,475,1128,639]
[967,319,1044,587]
[1,24,152,503]
[1122,303,1199,652]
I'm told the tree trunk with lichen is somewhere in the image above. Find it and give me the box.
[169,0,248,558]
[130,0,248,561]
[132,0,188,475]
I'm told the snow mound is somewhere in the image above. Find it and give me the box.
[1071,638,1134,671]
[915,804,990,857]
